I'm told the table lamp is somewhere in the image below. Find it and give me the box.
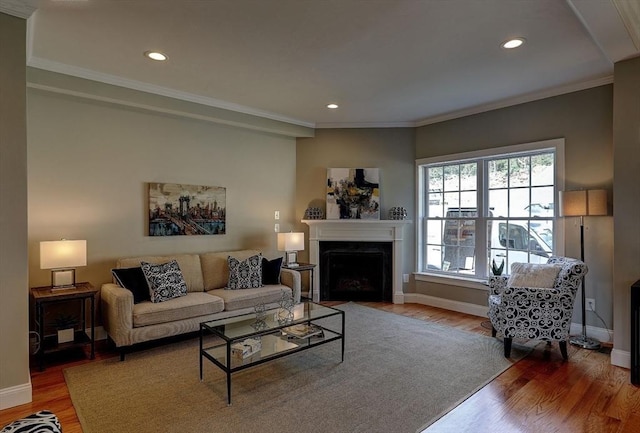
[277,232,304,267]
[40,239,87,290]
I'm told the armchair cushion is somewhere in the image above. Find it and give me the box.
[507,262,563,288]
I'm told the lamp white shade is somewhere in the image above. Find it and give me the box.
[559,189,607,217]
[40,240,87,269]
[277,232,304,252]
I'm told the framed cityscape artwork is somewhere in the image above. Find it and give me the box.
[326,168,380,219]
[148,182,226,236]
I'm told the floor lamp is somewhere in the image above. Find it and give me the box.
[559,189,607,350]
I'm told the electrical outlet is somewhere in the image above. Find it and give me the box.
[274,223,280,233]
[274,210,280,220]
[403,274,409,283]
[586,298,595,311]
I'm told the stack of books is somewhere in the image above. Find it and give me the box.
[282,324,324,340]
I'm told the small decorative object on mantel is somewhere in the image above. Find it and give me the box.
[389,206,408,220]
[491,259,505,276]
[304,207,324,220]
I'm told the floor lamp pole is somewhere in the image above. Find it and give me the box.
[569,215,601,350]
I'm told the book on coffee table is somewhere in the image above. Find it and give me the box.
[282,324,324,339]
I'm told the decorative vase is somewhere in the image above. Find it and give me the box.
[389,206,408,220]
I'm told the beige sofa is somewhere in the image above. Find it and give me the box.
[101,249,300,359]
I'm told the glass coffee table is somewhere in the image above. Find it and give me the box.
[199,301,345,404]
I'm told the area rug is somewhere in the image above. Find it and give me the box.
[64,303,530,433]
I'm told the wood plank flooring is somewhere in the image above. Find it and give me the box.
[1,302,638,432]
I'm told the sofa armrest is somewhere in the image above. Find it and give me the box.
[101,283,134,347]
[280,268,301,303]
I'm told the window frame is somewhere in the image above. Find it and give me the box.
[415,138,565,287]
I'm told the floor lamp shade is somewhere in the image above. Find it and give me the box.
[559,189,607,217]
[559,189,607,350]
[40,240,87,288]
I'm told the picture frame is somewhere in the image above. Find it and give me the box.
[326,168,380,220]
[148,182,226,236]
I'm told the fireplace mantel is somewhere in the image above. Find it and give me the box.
[302,219,411,304]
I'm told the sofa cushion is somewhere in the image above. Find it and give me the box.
[208,285,292,312]
[228,254,263,289]
[262,256,283,285]
[132,292,225,327]
[141,260,188,303]
[112,267,150,304]
[117,254,204,292]
[200,250,260,291]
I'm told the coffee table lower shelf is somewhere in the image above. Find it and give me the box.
[199,306,344,405]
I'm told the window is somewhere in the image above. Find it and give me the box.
[417,139,563,280]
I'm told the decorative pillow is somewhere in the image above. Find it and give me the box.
[262,257,283,285]
[140,260,188,303]
[112,267,150,304]
[0,410,62,433]
[507,262,563,288]
[227,254,263,289]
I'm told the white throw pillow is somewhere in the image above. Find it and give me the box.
[507,262,563,288]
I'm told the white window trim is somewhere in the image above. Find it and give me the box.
[415,138,566,281]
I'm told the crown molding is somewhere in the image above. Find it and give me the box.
[0,0,37,19]
[27,56,316,129]
[415,75,614,127]
[315,121,416,129]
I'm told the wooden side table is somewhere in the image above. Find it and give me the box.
[31,282,98,371]
[283,262,316,300]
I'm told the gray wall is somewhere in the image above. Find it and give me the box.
[415,86,615,331]
[0,12,30,406]
[296,128,416,287]
[26,75,300,317]
[613,56,640,355]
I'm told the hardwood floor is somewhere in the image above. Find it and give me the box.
[1,302,638,432]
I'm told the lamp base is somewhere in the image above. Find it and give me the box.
[569,335,601,350]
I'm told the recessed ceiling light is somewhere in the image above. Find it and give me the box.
[502,38,525,49]
[144,51,168,61]
[327,103,339,109]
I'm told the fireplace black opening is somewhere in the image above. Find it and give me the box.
[320,241,392,302]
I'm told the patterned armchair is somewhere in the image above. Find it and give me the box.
[487,256,588,359]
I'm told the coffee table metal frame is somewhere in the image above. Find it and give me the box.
[199,301,345,404]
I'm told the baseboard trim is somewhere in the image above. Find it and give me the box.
[0,381,32,410]
[404,293,626,368]
[611,349,631,369]
[404,293,488,317]
[568,323,613,345]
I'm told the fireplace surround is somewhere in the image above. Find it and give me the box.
[303,219,410,304]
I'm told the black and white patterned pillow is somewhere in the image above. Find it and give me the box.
[141,260,188,303]
[0,410,62,433]
[227,254,263,289]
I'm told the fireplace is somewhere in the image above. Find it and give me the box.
[303,219,410,304]
[320,241,392,302]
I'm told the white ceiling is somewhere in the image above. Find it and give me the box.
[12,0,640,128]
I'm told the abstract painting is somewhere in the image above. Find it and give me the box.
[148,183,226,236]
[326,168,380,219]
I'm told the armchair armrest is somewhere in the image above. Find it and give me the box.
[488,275,508,295]
[101,283,134,347]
